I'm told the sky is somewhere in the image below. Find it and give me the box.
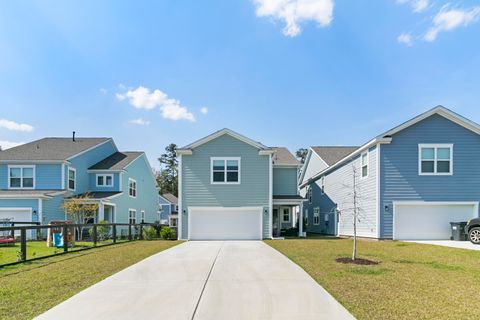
[1,0,480,169]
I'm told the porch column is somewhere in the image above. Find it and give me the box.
[299,202,304,237]
[98,202,105,222]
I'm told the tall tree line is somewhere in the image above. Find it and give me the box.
[157,143,178,196]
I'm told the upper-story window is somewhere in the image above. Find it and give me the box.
[211,157,240,184]
[96,174,113,187]
[68,168,76,191]
[308,186,313,204]
[8,165,34,189]
[419,144,453,175]
[129,178,137,197]
[361,152,369,178]
[320,178,325,195]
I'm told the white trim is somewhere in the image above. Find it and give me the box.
[0,194,53,199]
[210,157,241,185]
[180,128,268,151]
[65,139,116,160]
[178,154,183,240]
[128,178,137,198]
[272,199,304,206]
[61,163,65,190]
[7,165,36,189]
[68,167,76,191]
[38,199,43,224]
[96,173,114,187]
[313,207,320,225]
[392,201,479,240]
[418,144,453,176]
[298,148,328,184]
[376,144,381,238]
[119,172,123,192]
[128,208,137,224]
[269,153,273,238]
[361,151,369,179]
[281,207,291,223]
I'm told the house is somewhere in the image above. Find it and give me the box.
[0,136,159,228]
[299,106,480,240]
[176,128,302,240]
[159,193,178,227]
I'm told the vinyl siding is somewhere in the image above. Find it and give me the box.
[42,195,67,223]
[0,164,63,190]
[0,199,39,222]
[181,134,270,238]
[88,172,121,192]
[273,167,298,196]
[380,114,480,238]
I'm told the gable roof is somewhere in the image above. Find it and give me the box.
[89,152,143,171]
[177,128,270,154]
[271,147,300,166]
[0,137,112,161]
[311,146,359,166]
[161,193,178,204]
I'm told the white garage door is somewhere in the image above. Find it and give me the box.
[189,207,263,240]
[394,202,478,240]
[0,208,32,237]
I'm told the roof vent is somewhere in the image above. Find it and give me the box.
[72,131,76,142]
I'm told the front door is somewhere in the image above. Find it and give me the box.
[272,208,279,237]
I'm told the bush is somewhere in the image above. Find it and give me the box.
[88,220,110,241]
[160,227,176,240]
[143,226,158,240]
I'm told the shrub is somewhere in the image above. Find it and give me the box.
[143,226,158,240]
[88,220,110,241]
[160,227,176,240]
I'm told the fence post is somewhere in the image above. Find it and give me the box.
[139,224,143,240]
[128,224,132,241]
[93,225,97,246]
[112,224,117,244]
[20,228,27,261]
[63,225,69,253]
[156,225,161,239]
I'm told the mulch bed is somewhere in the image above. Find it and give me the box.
[336,257,379,265]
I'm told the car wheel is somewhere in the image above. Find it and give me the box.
[469,227,480,244]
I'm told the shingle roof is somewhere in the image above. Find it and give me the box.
[88,152,143,170]
[68,192,122,199]
[311,146,359,166]
[0,138,111,161]
[161,193,178,204]
[272,147,300,166]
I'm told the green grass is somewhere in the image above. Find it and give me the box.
[266,237,480,320]
[0,240,180,320]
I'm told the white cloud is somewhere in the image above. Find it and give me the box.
[424,5,480,42]
[99,88,107,94]
[0,119,34,132]
[200,107,208,114]
[397,32,413,46]
[397,0,429,13]
[116,86,195,122]
[129,118,150,126]
[0,140,23,150]
[253,0,334,37]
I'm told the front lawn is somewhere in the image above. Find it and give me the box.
[266,237,480,320]
[0,240,180,320]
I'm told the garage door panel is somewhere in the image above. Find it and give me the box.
[394,204,476,240]
[189,208,262,240]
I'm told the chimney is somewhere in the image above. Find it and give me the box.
[72,131,76,142]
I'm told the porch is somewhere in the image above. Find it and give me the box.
[272,195,304,238]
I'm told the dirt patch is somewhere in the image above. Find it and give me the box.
[336,257,379,265]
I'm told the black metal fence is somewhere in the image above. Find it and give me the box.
[0,222,166,267]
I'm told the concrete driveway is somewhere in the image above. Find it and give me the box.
[407,240,480,251]
[37,241,354,320]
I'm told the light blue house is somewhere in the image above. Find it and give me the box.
[299,106,480,240]
[0,136,159,227]
[158,193,178,226]
[177,128,302,240]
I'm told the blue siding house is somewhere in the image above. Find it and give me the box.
[300,106,480,240]
[159,193,178,226]
[0,136,159,227]
[177,129,302,240]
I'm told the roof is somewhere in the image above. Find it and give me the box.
[273,195,304,200]
[272,147,300,166]
[161,193,178,204]
[0,190,63,199]
[68,192,122,199]
[311,146,359,166]
[0,137,112,161]
[89,152,143,170]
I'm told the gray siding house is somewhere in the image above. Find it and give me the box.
[177,129,302,240]
[300,106,480,240]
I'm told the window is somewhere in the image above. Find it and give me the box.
[129,179,137,197]
[320,178,325,195]
[170,217,178,227]
[313,207,320,225]
[140,210,145,223]
[361,152,368,178]
[419,144,453,175]
[282,208,290,223]
[211,157,240,184]
[96,174,113,187]
[128,209,136,224]
[8,165,34,189]
[324,213,329,222]
[68,168,76,191]
[308,187,313,204]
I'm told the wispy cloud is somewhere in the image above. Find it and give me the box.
[253,0,334,37]
[117,86,196,122]
[129,118,150,126]
[200,107,208,115]
[424,5,480,42]
[0,140,23,150]
[0,119,34,132]
[397,0,429,13]
[397,32,413,46]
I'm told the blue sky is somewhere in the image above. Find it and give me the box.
[1,0,480,169]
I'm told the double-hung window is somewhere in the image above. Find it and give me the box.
[129,179,137,197]
[282,208,290,223]
[313,207,320,225]
[361,152,368,178]
[8,166,34,189]
[128,209,136,224]
[68,168,76,191]
[211,157,240,184]
[419,144,453,175]
[140,210,145,223]
[96,174,113,187]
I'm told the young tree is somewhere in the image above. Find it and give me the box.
[157,143,178,196]
[61,194,99,240]
[296,148,308,164]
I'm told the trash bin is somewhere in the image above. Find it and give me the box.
[450,222,468,241]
